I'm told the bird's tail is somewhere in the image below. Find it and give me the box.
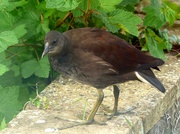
[135,69,165,93]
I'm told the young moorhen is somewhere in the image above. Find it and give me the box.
[42,27,165,124]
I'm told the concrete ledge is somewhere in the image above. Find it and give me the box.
[1,54,180,134]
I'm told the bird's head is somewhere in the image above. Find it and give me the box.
[42,30,66,58]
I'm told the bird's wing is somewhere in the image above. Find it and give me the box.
[64,28,164,75]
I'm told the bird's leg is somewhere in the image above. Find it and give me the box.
[105,85,135,120]
[57,89,105,130]
[85,89,104,123]
[112,85,120,114]
[106,85,120,119]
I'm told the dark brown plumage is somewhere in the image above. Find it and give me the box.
[42,27,165,124]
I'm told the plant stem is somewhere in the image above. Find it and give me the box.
[55,11,72,29]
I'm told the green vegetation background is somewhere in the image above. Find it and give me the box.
[0,0,179,130]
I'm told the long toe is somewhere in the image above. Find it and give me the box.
[106,106,136,120]
[57,118,106,130]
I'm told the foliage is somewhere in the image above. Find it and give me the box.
[142,0,177,59]
[0,0,179,130]
[0,118,7,131]
[0,86,22,122]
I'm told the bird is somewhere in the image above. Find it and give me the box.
[41,27,165,125]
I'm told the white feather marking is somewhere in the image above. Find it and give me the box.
[135,71,150,84]
[109,68,118,73]
[96,61,111,66]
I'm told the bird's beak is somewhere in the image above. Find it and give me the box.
[41,42,49,58]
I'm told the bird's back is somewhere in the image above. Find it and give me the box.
[63,28,164,74]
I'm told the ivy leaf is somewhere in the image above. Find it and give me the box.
[0,31,18,53]
[45,0,80,12]
[0,86,22,122]
[0,64,9,76]
[21,57,50,78]
[99,0,122,12]
[143,0,165,29]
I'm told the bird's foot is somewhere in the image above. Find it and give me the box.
[101,105,136,120]
[56,117,106,130]
[105,107,136,120]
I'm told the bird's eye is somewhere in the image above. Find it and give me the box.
[52,39,57,45]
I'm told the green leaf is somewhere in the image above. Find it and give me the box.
[0,12,15,32]
[96,10,119,33]
[91,0,100,9]
[11,65,20,76]
[118,0,139,12]
[0,86,22,122]
[145,29,166,60]
[0,0,27,11]
[13,24,27,38]
[99,0,122,12]
[0,64,9,76]
[5,1,27,11]
[0,31,18,53]
[163,0,180,19]
[35,57,50,78]
[104,21,119,33]
[119,0,139,6]
[0,117,7,131]
[21,57,50,78]
[72,0,88,17]
[45,0,80,12]
[23,11,41,38]
[143,0,165,29]
[0,0,9,11]
[95,9,142,36]
[162,3,176,26]
[21,59,37,78]
[22,10,49,40]
[43,9,56,18]
[110,9,142,36]
[0,52,5,62]
[0,71,22,87]
[41,19,50,34]
[159,29,172,51]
